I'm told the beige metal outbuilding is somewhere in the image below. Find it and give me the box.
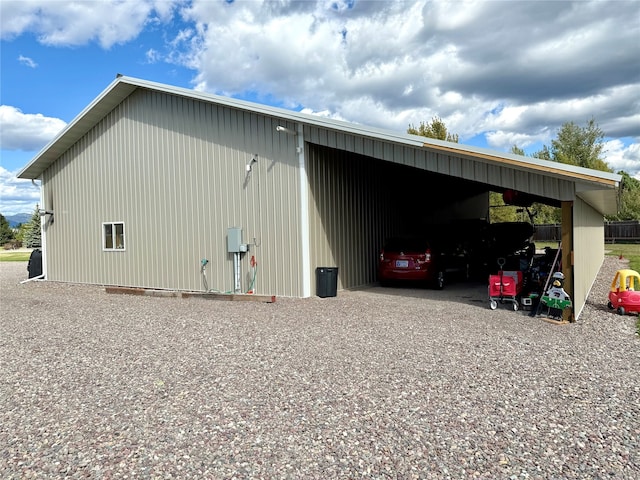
[18,76,621,319]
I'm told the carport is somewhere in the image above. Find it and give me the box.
[301,123,620,321]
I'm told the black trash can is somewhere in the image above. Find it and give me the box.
[316,267,338,298]
[27,248,43,278]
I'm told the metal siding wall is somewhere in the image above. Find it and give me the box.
[308,127,579,202]
[306,145,400,293]
[572,198,605,319]
[41,89,303,296]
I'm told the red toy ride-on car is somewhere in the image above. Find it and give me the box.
[608,269,640,315]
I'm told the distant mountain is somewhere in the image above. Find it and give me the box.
[4,213,31,228]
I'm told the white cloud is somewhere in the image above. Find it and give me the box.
[0,166,40,216]
[18,54,37,68]
[603,140,640,178]
[145,48,161,63]
[0,106,66,151]
[0,0,183,49]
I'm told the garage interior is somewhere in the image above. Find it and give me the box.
[305,141,592,320]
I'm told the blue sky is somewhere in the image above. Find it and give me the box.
[1,0,639,215]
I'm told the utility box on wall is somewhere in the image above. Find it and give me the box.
[227,227,243,253]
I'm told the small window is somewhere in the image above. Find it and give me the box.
[103,222,125,251]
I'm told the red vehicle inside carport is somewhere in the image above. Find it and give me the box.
[377,237,446,289]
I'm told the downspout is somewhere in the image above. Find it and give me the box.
[297,123,311,297]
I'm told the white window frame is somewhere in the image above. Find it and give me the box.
[102,222,126,251]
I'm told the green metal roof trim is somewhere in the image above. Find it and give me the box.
[18,75,622,214]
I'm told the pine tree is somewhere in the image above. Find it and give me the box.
[0,214,15,245]
[23,206,42,248]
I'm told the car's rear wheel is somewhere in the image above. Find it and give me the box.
[607,301,614,309]
[617,306,626,315]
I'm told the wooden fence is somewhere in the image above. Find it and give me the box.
[533,221,640,244]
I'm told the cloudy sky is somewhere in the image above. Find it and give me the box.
[1,0,639,215]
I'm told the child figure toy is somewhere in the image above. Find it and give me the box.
[541,271,572,320]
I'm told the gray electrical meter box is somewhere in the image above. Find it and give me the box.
[227,227,243,253]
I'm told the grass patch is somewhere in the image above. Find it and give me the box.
[536,242,640,272]
[605,243,640,271]
[0,251,31,262]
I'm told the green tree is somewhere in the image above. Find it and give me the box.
[15,223,27,247]
[408,116,459,143]
[551,118,611,172]
[0,214,15,245]
[608,172,640,221]
[489,192,517,223]
[513,118,640,220]
[23,206,42,248]
[491,146,561,224]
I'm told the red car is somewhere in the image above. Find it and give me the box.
[378,236,448,289]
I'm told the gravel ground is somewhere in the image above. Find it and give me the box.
[1,258,638,479]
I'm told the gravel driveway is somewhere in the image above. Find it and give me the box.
[1,258,638,479]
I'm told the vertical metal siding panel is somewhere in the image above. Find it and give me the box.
[169,95,182,289]
[344,133,355,153]
[95,111,109,283]
[161,94,175,288]
[513,170,530,193]
[168,95,181,288]
[126,97,140,287]
[177,99,191,290]
[147,93,163,289]
[306,144,398,292]
[382,142,393,163]
[114,106,128,283]
[95,116,110,282]
[139,94,155,287]
[396,145,408,167]
[56,150,72,280]
[118,100,131,284]
[89,125,104,282]
[141,93,159,287]
[155,94,169,289]
[191,100,206,291]
[200,103,218,289]
[326,130,337,149]
[460,158,476,181]
[207,104,223,291]
[573,198,605,319]
[449,156,461,176]
[474,161,488,183]
[193,100,211,291]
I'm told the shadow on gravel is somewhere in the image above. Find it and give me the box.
[357,280,489,305]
